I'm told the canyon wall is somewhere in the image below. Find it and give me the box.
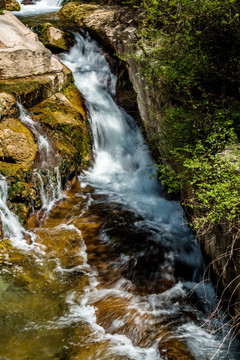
[60,2,240,325]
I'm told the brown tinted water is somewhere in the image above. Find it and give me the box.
[0,180,196,360]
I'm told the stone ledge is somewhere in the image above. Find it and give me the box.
[0,64,72,108]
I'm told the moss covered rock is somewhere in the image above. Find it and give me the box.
[33,23,75,53]
[0,65,72,109]
[4,0,20,11]
[30,84,91,182]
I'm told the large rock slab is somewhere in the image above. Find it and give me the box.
[0,11,63,79]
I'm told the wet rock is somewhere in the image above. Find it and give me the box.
[21,0,34,4]
[159,338,195,360]
[101,206,175,293]
[33,22,75,53]
[0,92,18,119]
[30,83,91,181]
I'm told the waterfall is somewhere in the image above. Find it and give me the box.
[18,103,63,211]
[34,167,62,212]
[16,0,63,16]
[0,176,35,250]
[18,102,58,168]
[59,33,240,359]
[61,33,205,284]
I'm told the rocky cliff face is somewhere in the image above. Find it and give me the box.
[0,12,91,224]
[60,2,240,326]
[60,3,167,150]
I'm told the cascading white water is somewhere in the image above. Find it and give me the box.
[16,0,62,16]
[18,103,58,167]
[60,33,240,359]
[34,167,62,211]
[18,103,63,211]
[0,176,35,250]
[61,33,204,283]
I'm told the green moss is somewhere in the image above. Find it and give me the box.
[7,178,40,223]
[30,85,91,178]
[5,2,20,11]
[0,67,72,108]
[60,3,99,26]
[33,23,73,52]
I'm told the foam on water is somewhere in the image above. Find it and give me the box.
[18,103,63,211]
[18,103,57,167]
[0,176,35,250]
[61,34,205,285]
[16,0,62,16]
[60,33,240,359]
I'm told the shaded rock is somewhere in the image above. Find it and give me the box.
[0,0,6,10]
[0,217,2,239]
[159,338,195,360]
[0,11,63,79]
[101,205,175,293]
[0,92,18,119]
[33,22,75,53]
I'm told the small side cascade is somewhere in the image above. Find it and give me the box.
[34,167,62,212]
[18,103,63,212]
[0,176,35,249]
[18,102,58,168]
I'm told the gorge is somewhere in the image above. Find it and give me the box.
[0,1,239,359]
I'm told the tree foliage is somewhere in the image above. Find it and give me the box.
[129,0,240,233]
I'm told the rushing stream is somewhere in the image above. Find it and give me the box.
[1,1,239,359]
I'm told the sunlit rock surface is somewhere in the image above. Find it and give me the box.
[0,11,62,78]
[0,118,37,175]
[0,92,18,119]
[32,22,75,52]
